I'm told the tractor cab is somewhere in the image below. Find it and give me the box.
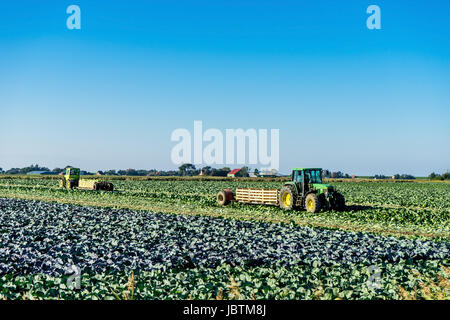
[64,167,80,181]
[291,168,326,194]
[60,167,81,189]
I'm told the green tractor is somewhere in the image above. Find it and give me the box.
[59,167,114,191]
[279,168,345,213]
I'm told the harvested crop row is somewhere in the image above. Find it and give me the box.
[0,198,448,277]
[2,178,450,210]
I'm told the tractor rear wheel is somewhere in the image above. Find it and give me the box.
[331,192,345,211]
[318,193,328,210]
[305,193,320,213]
[279,185,297,210]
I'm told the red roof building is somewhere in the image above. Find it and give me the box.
[227,168,241,177]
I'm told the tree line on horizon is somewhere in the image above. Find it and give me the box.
[429,172,450,180]
[0,164,448,180]
[0,164,245,177]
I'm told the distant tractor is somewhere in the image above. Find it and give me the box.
[59,167,114,191]
[217,168,345,213]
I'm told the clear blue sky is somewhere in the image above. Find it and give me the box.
[0,1,449,175]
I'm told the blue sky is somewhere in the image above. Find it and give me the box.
[0,1,449,175]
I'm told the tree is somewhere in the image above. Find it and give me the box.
[429,172,447,180]
[331,171,343,178]
[201,166,212,176]
[239,167,250,177]
[125,169,138,176]
[211,167,230,177]
[161,170,178,176]
[136,170,148,176]
[6,168,20,174]
[178,163,196,176]
[254,168,259,176]
[18,164,50,174]
[396,174,415,180]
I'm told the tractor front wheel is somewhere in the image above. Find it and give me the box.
[305,193,320,213]
[279,185,297,210]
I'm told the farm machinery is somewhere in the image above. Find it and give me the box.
[217,168,345,213]
[59,167,114,191]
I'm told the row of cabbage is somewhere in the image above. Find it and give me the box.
[2,261,448,300]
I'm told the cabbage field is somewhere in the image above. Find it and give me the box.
[0,177,448,299]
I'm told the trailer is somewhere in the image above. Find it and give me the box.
[235,188,279,205]
[217,188,279,206]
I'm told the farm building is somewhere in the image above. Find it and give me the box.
[258,169,279,178]
[26,171,57,175]
[227,168,242,178]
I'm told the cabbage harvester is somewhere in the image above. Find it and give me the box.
[59,167,114,191]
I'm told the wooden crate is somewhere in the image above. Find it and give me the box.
[235,188,279,206]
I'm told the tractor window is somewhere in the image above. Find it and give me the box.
[293,170,303,183]
[68,169,79,175]
[309,170,322,184]
[304,172,310,183]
